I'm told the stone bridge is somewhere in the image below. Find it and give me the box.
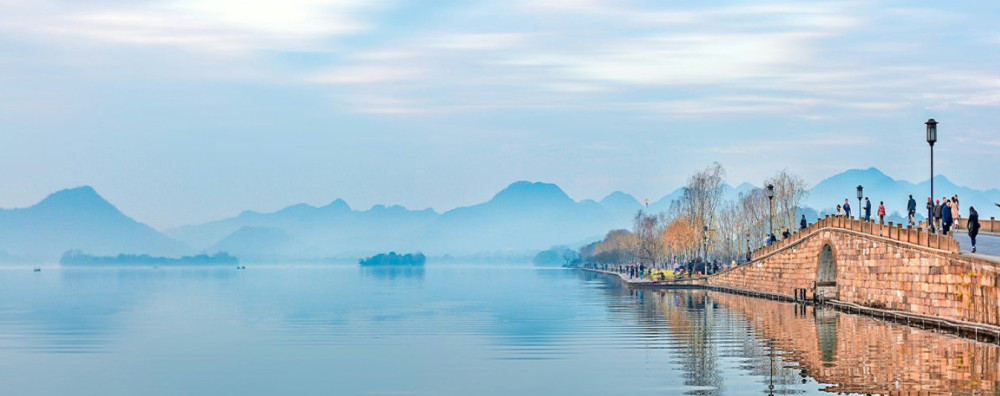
[707,216,1000,329]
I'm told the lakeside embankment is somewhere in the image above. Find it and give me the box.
[582,215,1000,344]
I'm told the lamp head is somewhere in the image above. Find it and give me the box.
[926,118,938,146]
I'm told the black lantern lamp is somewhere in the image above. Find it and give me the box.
[926,119,937,211]
[766,184,775,236]
[856,185,863,221]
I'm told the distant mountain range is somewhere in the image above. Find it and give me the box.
[0,187,188,261]
[1,169,997,263]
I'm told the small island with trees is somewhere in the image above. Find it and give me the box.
[359,252,426,266]
[60,250,240,266]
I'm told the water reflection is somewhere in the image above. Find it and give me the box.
[359,265,425,280]
[0,265,997,395]
[580,270,1000,394]
[709,292,1000,394]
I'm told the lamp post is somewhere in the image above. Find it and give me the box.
[745,232,751,263]
[856,185,863,221]
[703,225,709,276]
[926,119,937,220]
[766,184,775,238]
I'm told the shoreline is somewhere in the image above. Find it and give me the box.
[582,267,1000,345]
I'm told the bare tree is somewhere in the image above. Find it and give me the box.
[679,163,726,260]
[633,211,666,267]
[764,170,809,234]
[738,188,770,252]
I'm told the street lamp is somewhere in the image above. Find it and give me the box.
[703,225,709,276]
[745,232,751,263]
[856,185,863,221]
[766,184,775,238]
[926,119,937,218]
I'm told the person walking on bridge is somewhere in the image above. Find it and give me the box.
[864,197,872,222]
[843,199,851,219]
[907,195,917,226]
[968,206,980,253]
[951,195,960,229]
[877,201,886,224]
[800,215,807,231]
[926,197,935,232]
[941,199,953,235]
[934,199,943,232]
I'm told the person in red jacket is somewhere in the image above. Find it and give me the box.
[877,201,886,224]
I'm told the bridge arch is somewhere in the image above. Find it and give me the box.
[815,242,838,300]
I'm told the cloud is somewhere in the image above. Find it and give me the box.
[0,0,375,53]
[703,136,874,155]
[545,32,810,86]
[311,65,425,84]
[424,33,530,51]
[0,0,996,118]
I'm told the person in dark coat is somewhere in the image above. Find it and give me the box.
[934,199,943,232]
[782,229,790,239]
[941,199,953,235]
[968,206,980,253]
[800,215,808,230]
[864,197,871,222]
[907,195,917,226]
[843,199,851,219]
[926,197,935,232]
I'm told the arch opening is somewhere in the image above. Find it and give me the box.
[815,243,838,300]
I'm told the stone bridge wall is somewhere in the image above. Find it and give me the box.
[707,216,1000,327]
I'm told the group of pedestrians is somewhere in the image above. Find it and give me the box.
[925,195,964,235]
[831,193,984,253]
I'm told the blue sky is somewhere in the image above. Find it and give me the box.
[0,0,997,228]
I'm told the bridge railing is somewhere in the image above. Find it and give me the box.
[955,217,999,233]
[751,215,961,259]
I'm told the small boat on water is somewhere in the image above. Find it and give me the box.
[33,267,41,272]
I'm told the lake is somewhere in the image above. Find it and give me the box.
[0,263,997,395]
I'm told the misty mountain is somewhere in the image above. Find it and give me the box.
[170,181,638,259]
[166,197,440,259]
[0,186,188,261]
[416,182,621,255]
[6,168,996,263]
[170,180,769,260]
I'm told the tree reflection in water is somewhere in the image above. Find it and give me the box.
[581,270,1000,394]
[359,266,425,280]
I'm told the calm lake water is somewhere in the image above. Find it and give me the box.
[0,263,997,395]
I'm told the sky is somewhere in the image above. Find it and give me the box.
[0,0,997,229]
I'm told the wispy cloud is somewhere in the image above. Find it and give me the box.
[0,0,375,53]
[703,136,874,155]
[0,0,996,118]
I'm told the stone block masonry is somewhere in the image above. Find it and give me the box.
[707,216,1000,328]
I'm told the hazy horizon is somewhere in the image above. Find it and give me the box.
[6,167,998,231]
[1,1,997,228]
